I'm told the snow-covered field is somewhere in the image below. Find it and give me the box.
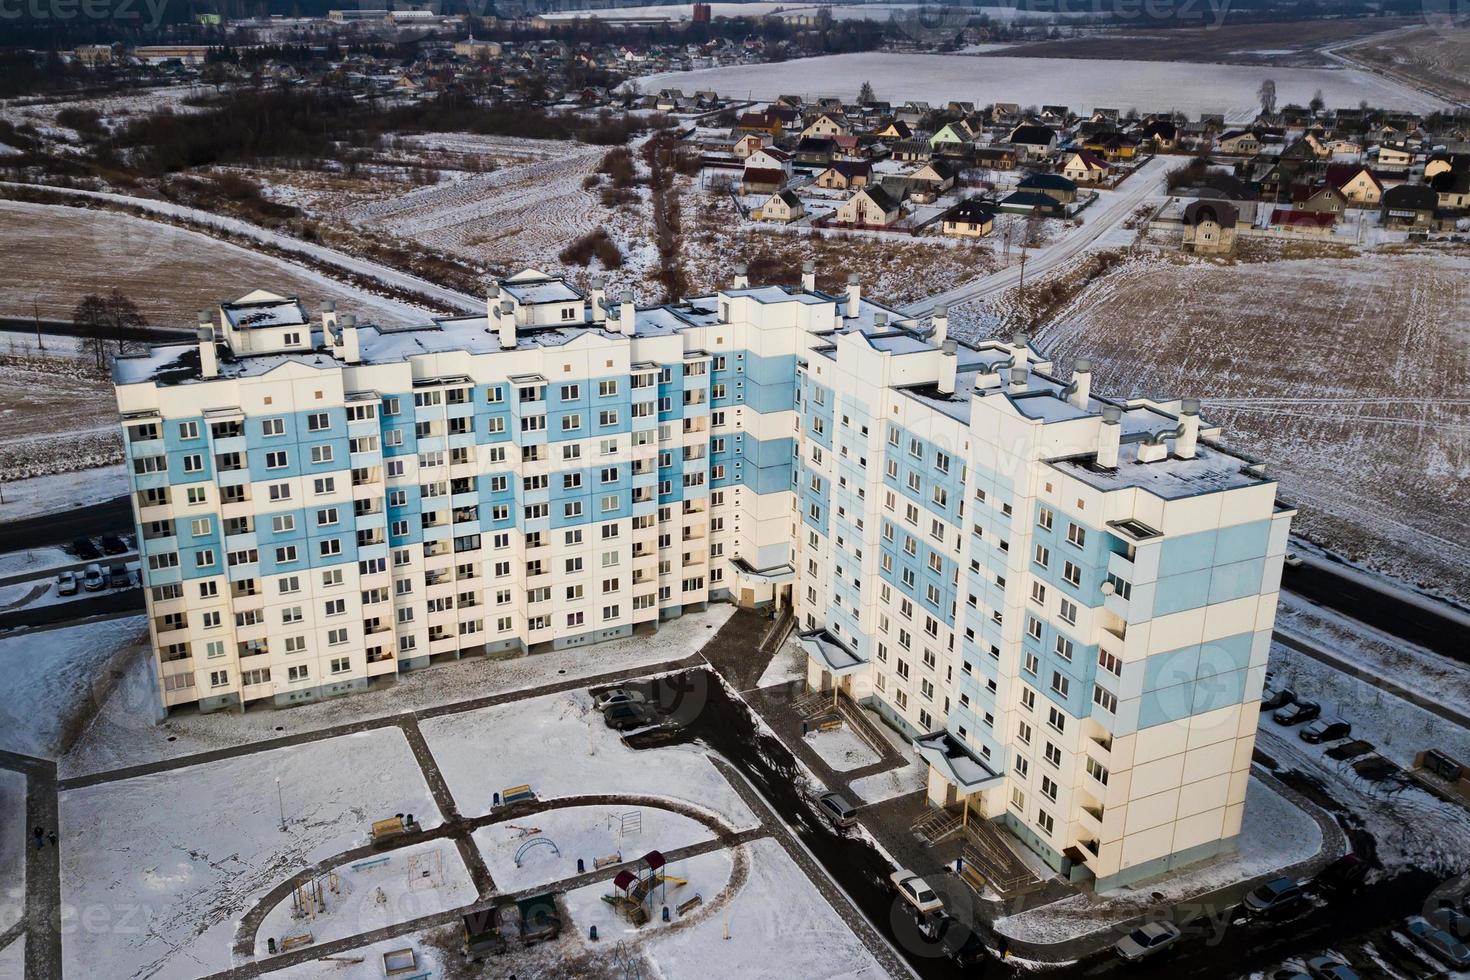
[1015,249,1470,603]
[0,767,24,936]
[637,51,1443,119]
[62,605,733,779]
[58,727,442,980]
[996,775,1323,944]
[420,689,759,830]
[0,465,127,524]
[550,2,1085,21]
[0,614,148,759]
[473,804,715,894]
[252,839,475,959]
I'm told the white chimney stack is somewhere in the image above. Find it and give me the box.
[197,312,218,379]
[937,340,957,396]
[1097,405,1122,469]
[1010,331,1030,367]
[733,263,749,289]
[497,299,516,350]
[320,301,338,346]
[1070,358,1092,410]
[800,261,815,292]
[486,284,499,327]
[1009,360,1030,392]
[845,273,861,318]
[976,365,1002,392]
[590,276,607,324]
[874,312,888,330]
[619,290,636,336]
[339,313,360,364]
[931,304,948,347]
[1177,397,1201,459]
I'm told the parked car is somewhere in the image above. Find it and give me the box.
[816,791,859,829]
[1284,553,1304,568]
[1114,921,1182,961]
[940,922,989,965]
[1405,916,1470,969]
[593,687,644,710]
[889,870,944,915]
[1305,955,1361,980]
[99,534,128,556]
[1274,701,1321,726]
[1429,904,1470,938]
[1312,854,1368,898]
[56,571,78,596]
[1244,877,1304,917]
[602,701,655,731]
[1261,687,1296,710]
[108,564,131,589]
[71,537,100,560]
[1300,718,1351,744]
[81,564,105,592]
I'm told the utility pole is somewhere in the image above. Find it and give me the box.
[1019,248,1028,297]
[277,776,286,832]
[32,295,42,352]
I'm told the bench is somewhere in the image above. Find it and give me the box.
[350,856,391,872]
[594,852,623,870]
[958,862,988,893]
[280,933,314,952]
[676,894,703,915]
[816,718,843,733]
[501,784,535,805]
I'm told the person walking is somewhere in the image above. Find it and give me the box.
[46,831,57,847]
[32,827,43,850]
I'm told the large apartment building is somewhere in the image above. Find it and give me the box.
[113,266,1290,891]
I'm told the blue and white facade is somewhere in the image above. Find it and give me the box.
[114,266,1291,891]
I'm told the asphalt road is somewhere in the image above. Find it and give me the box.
[1282,560,1470,663]
[0,588,142,631]
[0,495,132,553]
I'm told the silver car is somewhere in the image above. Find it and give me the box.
[1405,915,1470,969]
[1114,921,1181,961]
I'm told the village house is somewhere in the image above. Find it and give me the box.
[908,159,959,198]
[930,120,976,150]
[971,145,1017,171]
[741,146,791,195]
[1140,118,1178,151]
[1216,129,1261,155]
[999,190,1066,217]
[1060,150,1110,185]
[939,197,997,238]
[1425,152,1469,180]
[795,136,838,167]
[1007,123,1057,161]
[1182,200,1238,254]
[835,185,902,227]
[889,140,931,163]
[874,119,913,141]
[1270,208,1337,237]
[1380,183,1438,229]
[1430,169,1470,210]
[1291,185,1347,218]
[732,133,767,159]
[754,189,804,223]
[1324,138,1362,158]
[815,160,872,190]
[1375,142,1414,171]
[736,111,784,138]
[801,113,849,140]
[1017,172,1079,205]
[1325,165,1384,207]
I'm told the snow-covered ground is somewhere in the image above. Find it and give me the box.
[753,638,805,690]
[996,775,1323,944]
[58,727,442,980]
[638,52,1442,120]
[0,935,21,979]
[0,464,127,524]
[0,614,148,759]
[803,723,882,772]
[0,545,78,579]
[259,928,449,980]
[0,768,24,936]
[561,843,732,949]
[252,839,475,959]
[62,605,733,779]
[473,804,715,894]
[420,688,760,830]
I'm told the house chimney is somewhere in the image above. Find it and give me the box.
[619,290,636,336]
[486,283,499,327]
[339,313,360,364]
[937,340,957,396]
[1070,358,1092,410]
[874,312,887,330]
[845,273,861,318]
[320,301,338,346]
[590,275,607,324]
[1009,360,1030,392]
[197,312,218,380]
[931,304,949,347]
[1097,405,1122,468]
[801,260,815,292]
[1177,397,1201,459]
[976,364,1002,392]
[1010,331,1030,367]
[733,263,749,289]
[497,299,516,350]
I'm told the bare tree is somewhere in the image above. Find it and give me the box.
[73,288,146,371]
[1257,78,1277,119]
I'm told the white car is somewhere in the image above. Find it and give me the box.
[1114,921,1182,961]
[889,870,944,915]
[82,564,106,592]
[56,571,78,596]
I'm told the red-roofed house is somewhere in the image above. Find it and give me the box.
[1270,208,1336,237]
[1060,149,1111,184]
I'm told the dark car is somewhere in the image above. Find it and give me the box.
[940,923,989,966]
[603,701,655,731]
[1274,700,1321,726]
[1305,956,1361,980]
[1244,877,1304,917]
[1300,718,1351,744]
[108,564,132,589]
[1312,854,1368,898]
[99,534,129,556]
[71,537,101,560]
[1262,687,1296,710]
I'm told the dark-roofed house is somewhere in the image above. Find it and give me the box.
[1430,169,1470,210]
[999,190,1065,217]
[1017,172,1078,205]
[1060,149,1110,184]
[755,189,805,223]
[1380,183,1439,228]
[1216,129,1260,155]
[1141,118,1178,150]
[1008,123,1057,161]
[816,160,872,190]
[1181,200,1237,254]
[890,139,931,163]
[1325,164,1384,207]
[909,159,959,197]
[834,185,901,227]
[940,197,997,238]
[874,119,913,141]
[794,136,837,167]
[741,167,788,195]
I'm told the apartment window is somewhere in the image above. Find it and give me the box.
[284,636,306,654]
[1067,523,1086,548]
[275,545,298,564]
[262,418,285,437]
[319,539,341,557]
[1037,809,1055,836]
[330,657,351,674]
[1041,775,1058,802]
[1051,672,1070,698]
[1059,598,1078,626]
[1044,742,1062,767]
[1098,649,1122,676]
[1047,706,1066,733]
[328,628,349,646]
[1054,636,1074,662]
[182,454,203,473]
[287,665,309,682]
[562,414,582,432]
[1017,720,1032,745]
[313,477,336,495]
[1087,756,1110,785]
[1013,755,1029,779]
[209,670,229,689]
[1027,617,1043,641]
[599,380,617,397]
[307,412,330,432]
[1038,507,1053,530]
[1063,560,1082,587]
[561,384,580,401]
[1093,685,1118,714]
[1030,581,1047,607]
[311,445,334,465]
[1033,544,1049,568]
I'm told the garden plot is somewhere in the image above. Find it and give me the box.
[253,840,475,959]
[62,605,734,780]
[0,614,147,759]
[418,689,759,832]
[473,804,715,894]
[1019,249,1470,603]
[996,775,1323,945]
[58,727,441,980]
[0,767,24,935]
